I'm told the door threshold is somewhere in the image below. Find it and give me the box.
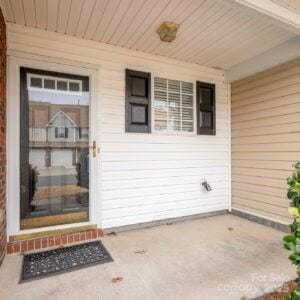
[21,211,88,230]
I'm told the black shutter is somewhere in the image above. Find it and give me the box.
[125,69,151,133]
[55,127,58,138]
[196,81,216,135]
[65,127,68,138]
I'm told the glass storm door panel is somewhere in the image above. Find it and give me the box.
[20,68,90,229]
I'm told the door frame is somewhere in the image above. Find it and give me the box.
[7,54,101,237]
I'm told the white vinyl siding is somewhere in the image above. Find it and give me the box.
[8,24,230,229]
[154,77,193,133]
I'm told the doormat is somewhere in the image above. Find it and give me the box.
[21,241,113,282]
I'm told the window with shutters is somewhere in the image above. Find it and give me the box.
[79,127,89,139]
[196,81,216,135]
[154,77,194,133]
[55,127,68,139]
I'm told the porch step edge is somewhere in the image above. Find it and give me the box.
[9,224,98,242]
[7,227,103,254]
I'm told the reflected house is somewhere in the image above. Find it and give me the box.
[27,100,89,217]
[29,100,89,170]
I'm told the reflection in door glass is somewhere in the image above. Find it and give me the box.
[20,69,90,229]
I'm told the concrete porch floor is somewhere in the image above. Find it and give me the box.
[0,214,295,300]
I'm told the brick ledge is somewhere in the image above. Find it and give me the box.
[7,228,103,254]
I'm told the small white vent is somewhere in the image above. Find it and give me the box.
[154,77,193,132]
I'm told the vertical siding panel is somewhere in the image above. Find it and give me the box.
[56,0,72,33]
[35,0,47,29]
[46,0,59,31]
[10,0,25,25]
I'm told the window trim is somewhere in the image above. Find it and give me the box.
[8,56,100,237]
[27,73,83,95]
[151,74,196,136]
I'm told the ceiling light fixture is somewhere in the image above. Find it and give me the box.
[156,22,180,42]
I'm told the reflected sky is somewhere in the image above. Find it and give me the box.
[29,90,89,106]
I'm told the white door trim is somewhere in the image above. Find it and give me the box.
[7,55,101,237]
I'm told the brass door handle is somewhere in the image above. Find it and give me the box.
[89,140,97,157]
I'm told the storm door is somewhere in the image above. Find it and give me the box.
[20,68,90,229]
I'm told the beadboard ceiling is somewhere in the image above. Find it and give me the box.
[0,0,296,69]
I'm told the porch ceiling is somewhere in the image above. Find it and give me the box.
[0,0,297,70]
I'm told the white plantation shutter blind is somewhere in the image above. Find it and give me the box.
[154,77,193,132]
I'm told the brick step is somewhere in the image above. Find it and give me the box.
[7,228,103,254]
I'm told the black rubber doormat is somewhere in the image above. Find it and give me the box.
[21,241,113,282]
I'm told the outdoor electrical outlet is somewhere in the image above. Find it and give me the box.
[201,180,212,191]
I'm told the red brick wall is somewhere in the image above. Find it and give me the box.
[7,229,103,254]
[0,8,6,266]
